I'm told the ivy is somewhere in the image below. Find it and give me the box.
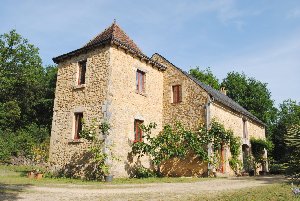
[79,120,115,180]
[250,137,273,161]
[131,120,242,176]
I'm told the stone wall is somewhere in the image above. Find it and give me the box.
[210,101,265,140]
[151,54,209,176]
[210,101,266,175]
[106,47,164,177]
[49,46,110,173]
[210,102,244,137]
[248,120,265,139]
[151,54,208,130]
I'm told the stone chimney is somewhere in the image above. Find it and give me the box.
[220,87,227,95]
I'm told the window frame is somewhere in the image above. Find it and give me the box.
[134,119,144,142]
[74,112,83,140]
[172,85,182,103]
[78,60,87,85]
[136,70,145,94]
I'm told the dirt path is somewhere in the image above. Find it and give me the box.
[1,176,286,201]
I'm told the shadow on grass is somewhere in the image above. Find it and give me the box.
[0,183,32,201]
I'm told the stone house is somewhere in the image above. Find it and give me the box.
[49,22,266,177]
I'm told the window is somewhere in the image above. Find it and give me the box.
[134,119,144,142]
[78,60,87,85]
[74,113,83,139]
[243,119,248,139]
[172,85,182,103]
[136,70,145,93]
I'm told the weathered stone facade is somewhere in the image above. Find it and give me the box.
[50,22,266,178]
[210,102,266,175]
[107,46,164,177]
[152,54,208,130]
[49,47,110,173]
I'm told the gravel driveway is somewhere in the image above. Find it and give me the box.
[1,175,286,201]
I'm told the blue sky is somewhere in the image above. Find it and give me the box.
[1,0,300,106]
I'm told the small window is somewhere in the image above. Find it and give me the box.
[134,119,144,142]
[172,85,182,103]
[74,113,83,139]
[136,70,145,93]
[78,60,87,85]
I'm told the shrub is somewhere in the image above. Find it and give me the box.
[0,136,13,162]
[134,165,156,178]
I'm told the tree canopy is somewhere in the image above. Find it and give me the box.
[221,72,277,132]
[0,30,57,162]
[271,100,300,162]
[189,67,220,90]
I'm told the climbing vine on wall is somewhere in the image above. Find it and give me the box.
[131,120,242,175]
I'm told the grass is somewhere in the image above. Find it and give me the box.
[0,165,208,186]
[186,183,300,201]
[1,165,299,200]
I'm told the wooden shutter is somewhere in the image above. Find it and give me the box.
[178,85,182,102]
[172,85,182,103]
[74,113,83,139]
[78,60,86,85]
[134,120,143,142]
[136,70,145,93]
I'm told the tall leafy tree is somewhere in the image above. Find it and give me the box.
[189,67,220,90]
[0,30,45,128]
[0,30,57,161]
[221,72,277,131]
[34,65,58,127]
[272,100,300,162]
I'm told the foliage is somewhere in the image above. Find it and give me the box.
[221,72,277,135]
[189,67,220,90]
[272,100,300,165]
[0,30,56,164]
[31,137,50,164]
[228,134,242,173]
[0,136,13,162]
[134,165,157,178]
[250,137,273,174]
[0,101,21,131]
[250,137,273,160]
[131,121,242,175]
[79,120,116,180]
[286,124,300,148]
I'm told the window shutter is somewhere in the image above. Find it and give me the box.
[74,115,79,139]
[178,85,182,102]
[142,73,145,92]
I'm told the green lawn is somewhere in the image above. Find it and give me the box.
[0,165,299,200]
[187,183,299,201]
[0,165,206,186]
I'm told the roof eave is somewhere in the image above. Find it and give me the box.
[52,39,167,71]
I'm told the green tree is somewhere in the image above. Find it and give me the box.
[0,30,57,162]
[34,65,58,127]
[189,67,220,90]
[221,72,277,133]
[272,100,300,163]
[0,29,45,127]
[0,101,21,131]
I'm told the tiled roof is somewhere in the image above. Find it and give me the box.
[53,22,166,71]
[83,22,142,53]
[152,53,265,126]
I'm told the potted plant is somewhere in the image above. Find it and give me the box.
[27,169,44,179]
